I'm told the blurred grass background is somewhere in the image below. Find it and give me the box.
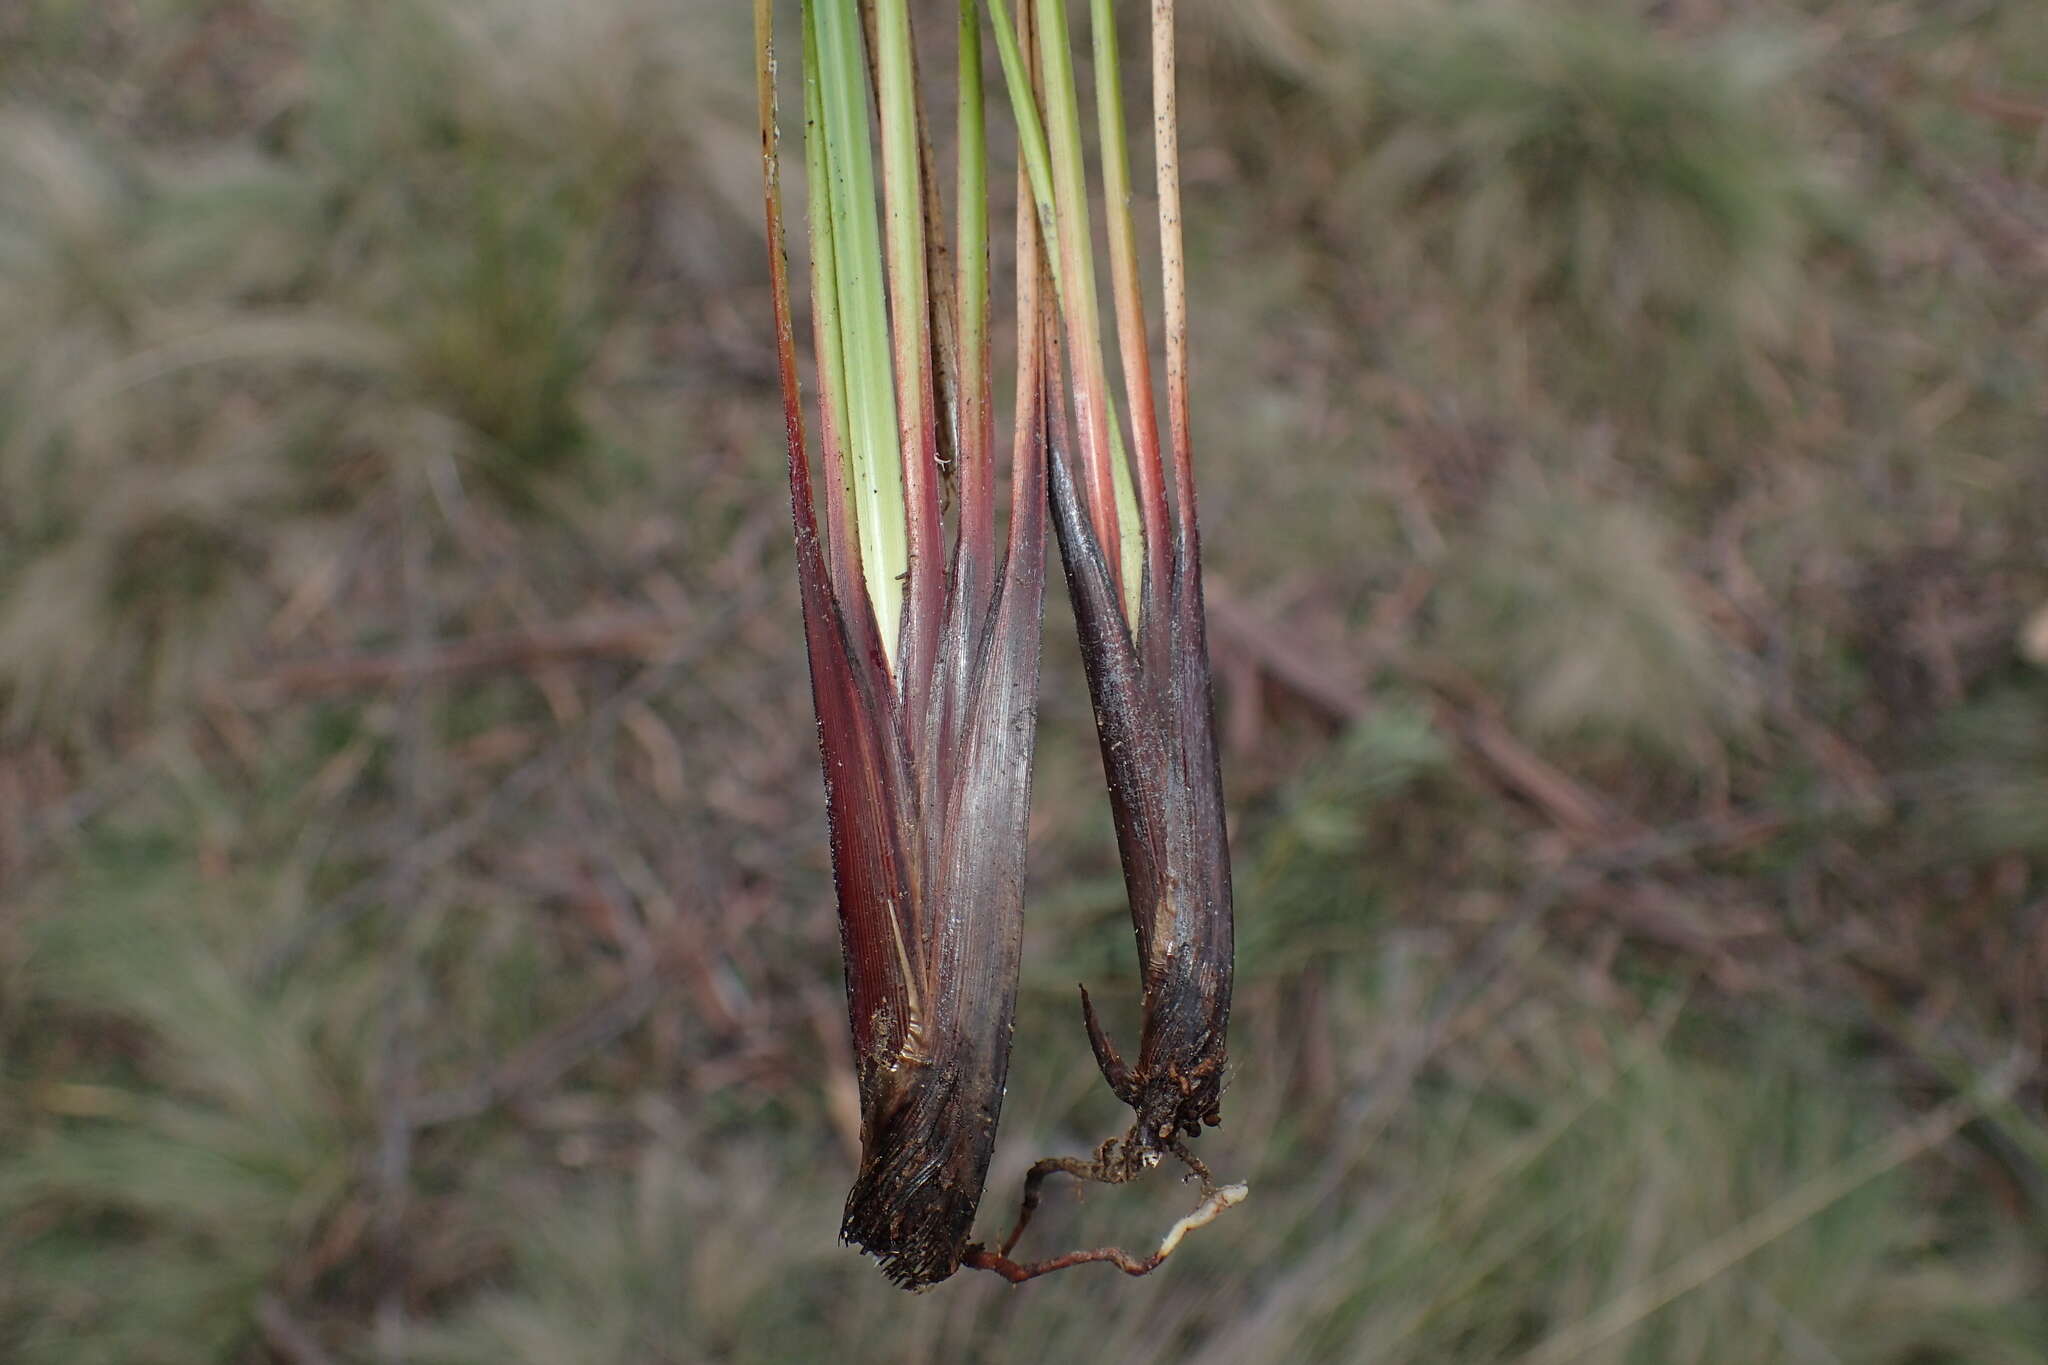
[3,0,2047,1360]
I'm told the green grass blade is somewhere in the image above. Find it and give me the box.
[871,0,943,690]
[809,0,907,665]
[802,5,866,606]
[984,0,1060,289]
[954,0,997,583]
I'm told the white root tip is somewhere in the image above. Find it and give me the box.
[1154,1183,1248,1261]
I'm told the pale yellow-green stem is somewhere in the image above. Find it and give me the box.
[1091,0,1171,610]
[1034,0,1144,625]
[987,0,1145,625]
[1152,0,1198,559]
